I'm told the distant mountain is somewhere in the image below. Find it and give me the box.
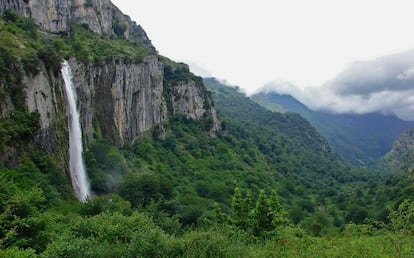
[252,91,414,165]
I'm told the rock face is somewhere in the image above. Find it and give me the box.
[384,128,414,172]
[69,56,168,145]
[21,55,219,150]
[0,0,154,51]
[25,61,67,153]
[0,92,14,119]
[168,79,221,134]
[171,80,208,120]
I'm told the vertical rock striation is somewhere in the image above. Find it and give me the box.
[69,56,168,145]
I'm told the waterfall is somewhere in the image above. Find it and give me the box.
[61,61,91,202]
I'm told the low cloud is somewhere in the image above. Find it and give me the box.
[329,50,414,96]
[187,62,212,77]
[259,80,302,97]
[261,49,414,121]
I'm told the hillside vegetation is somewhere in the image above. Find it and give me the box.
[0,11,414,257]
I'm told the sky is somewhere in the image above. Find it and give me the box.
[112,0,414,120]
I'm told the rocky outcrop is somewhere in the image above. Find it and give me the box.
[171,80,209,119]
[389,129,414,157]
[0,0,155,51]
[169,79,221,134]
[383,128,414,172]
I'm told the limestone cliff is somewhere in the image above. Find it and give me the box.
[163,63,221,135]
[21,55,219,151]
[69,55,168,145]
[25,61,67,153]
[70,55,219,145]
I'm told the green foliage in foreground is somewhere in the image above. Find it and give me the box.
[0,161,413,258]
[2,110,413,256]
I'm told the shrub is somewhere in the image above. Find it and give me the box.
[21,52,40,76]
[3,10,18,23]
[118,173,173,208]
[37,45,62,74]
[113,20,127,37]
[84,0,93,7]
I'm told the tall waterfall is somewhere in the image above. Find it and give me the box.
[61,61,91,202]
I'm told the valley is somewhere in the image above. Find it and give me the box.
[252,91,414,166]
[0,1,413,257]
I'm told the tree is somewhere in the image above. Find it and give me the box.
[254,190,273,235]
[230,188,289,237]
[231,187,252,231]
[388,199,414,258]
[118,173,172,208]
[269,190,289,228]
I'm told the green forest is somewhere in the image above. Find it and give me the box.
[0,10,414,257]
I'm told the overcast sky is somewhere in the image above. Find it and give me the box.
[112,0,414,120]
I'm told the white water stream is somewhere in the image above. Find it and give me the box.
[61,61,91,202]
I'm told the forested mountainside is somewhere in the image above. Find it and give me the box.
[0,1,414,257]
[252,91,414,166]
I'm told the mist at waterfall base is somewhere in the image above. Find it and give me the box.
[61,61,91,202]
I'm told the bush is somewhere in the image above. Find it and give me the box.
[119,173,173,208]
[79,194,132,216]
[21,52,40,76]
[3,10,18,23]
[0,47,25,107]
[18,18,38,39]
[0,110,40,150]
[112,20,127,37]
[84,0,93,7]
[37,44,62,74]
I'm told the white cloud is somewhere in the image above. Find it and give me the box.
[262,49,414,120]
[328,50,414,96]
[112,0,414,93]
[110,0,414,120]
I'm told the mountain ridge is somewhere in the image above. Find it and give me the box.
[252,91,414,165]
